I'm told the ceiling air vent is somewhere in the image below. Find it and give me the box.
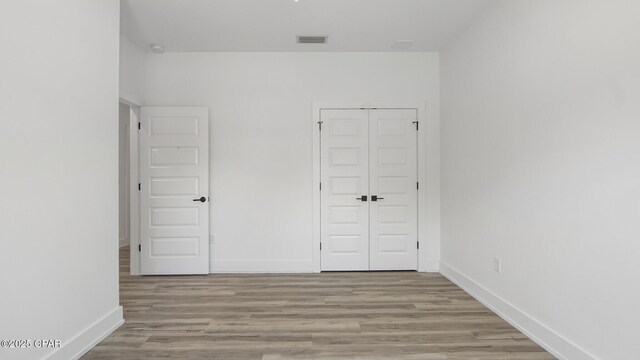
[297,36,328,44]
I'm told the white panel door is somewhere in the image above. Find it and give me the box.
[369,109,418,270]
[320,109,370,271]
[140,107,209,275]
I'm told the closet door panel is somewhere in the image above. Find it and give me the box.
[369,109,418,270]
[320,109,370,271]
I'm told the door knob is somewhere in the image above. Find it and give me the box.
[193,197,207,202]
[371,195,384,202]
[356,195,368,202]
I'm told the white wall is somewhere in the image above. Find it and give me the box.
[0,1,122,359]
[119,103,130,247]
[143,52,440,272]
[120,35,145,105]
[440,1,640,359]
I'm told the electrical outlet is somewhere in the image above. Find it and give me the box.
[494,257,502,273]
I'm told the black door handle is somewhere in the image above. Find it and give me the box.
[356,195,368,202]
[193,197,206,202]
[371,195,384,201]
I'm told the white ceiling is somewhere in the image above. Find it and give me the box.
[121,0,493,52]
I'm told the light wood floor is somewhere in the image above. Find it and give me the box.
[82,247,555,360]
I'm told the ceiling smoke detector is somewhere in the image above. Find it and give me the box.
[297,36,328,44]
[392,40,414,50]
[150,43,165,53]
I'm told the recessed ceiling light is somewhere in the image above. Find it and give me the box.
[150,43,165,53]
[392,40,414,50]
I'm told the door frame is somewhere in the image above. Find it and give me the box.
[129,104,141,275]
[120,97,142,275]
[312,101,439,273]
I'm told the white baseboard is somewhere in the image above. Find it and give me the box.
[439,261,598,360]
[46,306,124,360]
[212,259,438,274]
[211,259,314,273]
[119,237,128,248]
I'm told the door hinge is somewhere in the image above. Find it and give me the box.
[417,241,420,249]
[417,182,419,190]
[320,242,322,250]
[318,121,323,131]
[319,182,322,191]
[413,121,419,130]
[138,183,141,191]
[138,122,141,130]
[138,244,141,252]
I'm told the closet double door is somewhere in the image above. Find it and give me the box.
[321,109,418,271]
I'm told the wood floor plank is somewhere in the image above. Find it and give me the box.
[80,247,555,359]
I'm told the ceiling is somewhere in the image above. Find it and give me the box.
[121,0,492,52]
